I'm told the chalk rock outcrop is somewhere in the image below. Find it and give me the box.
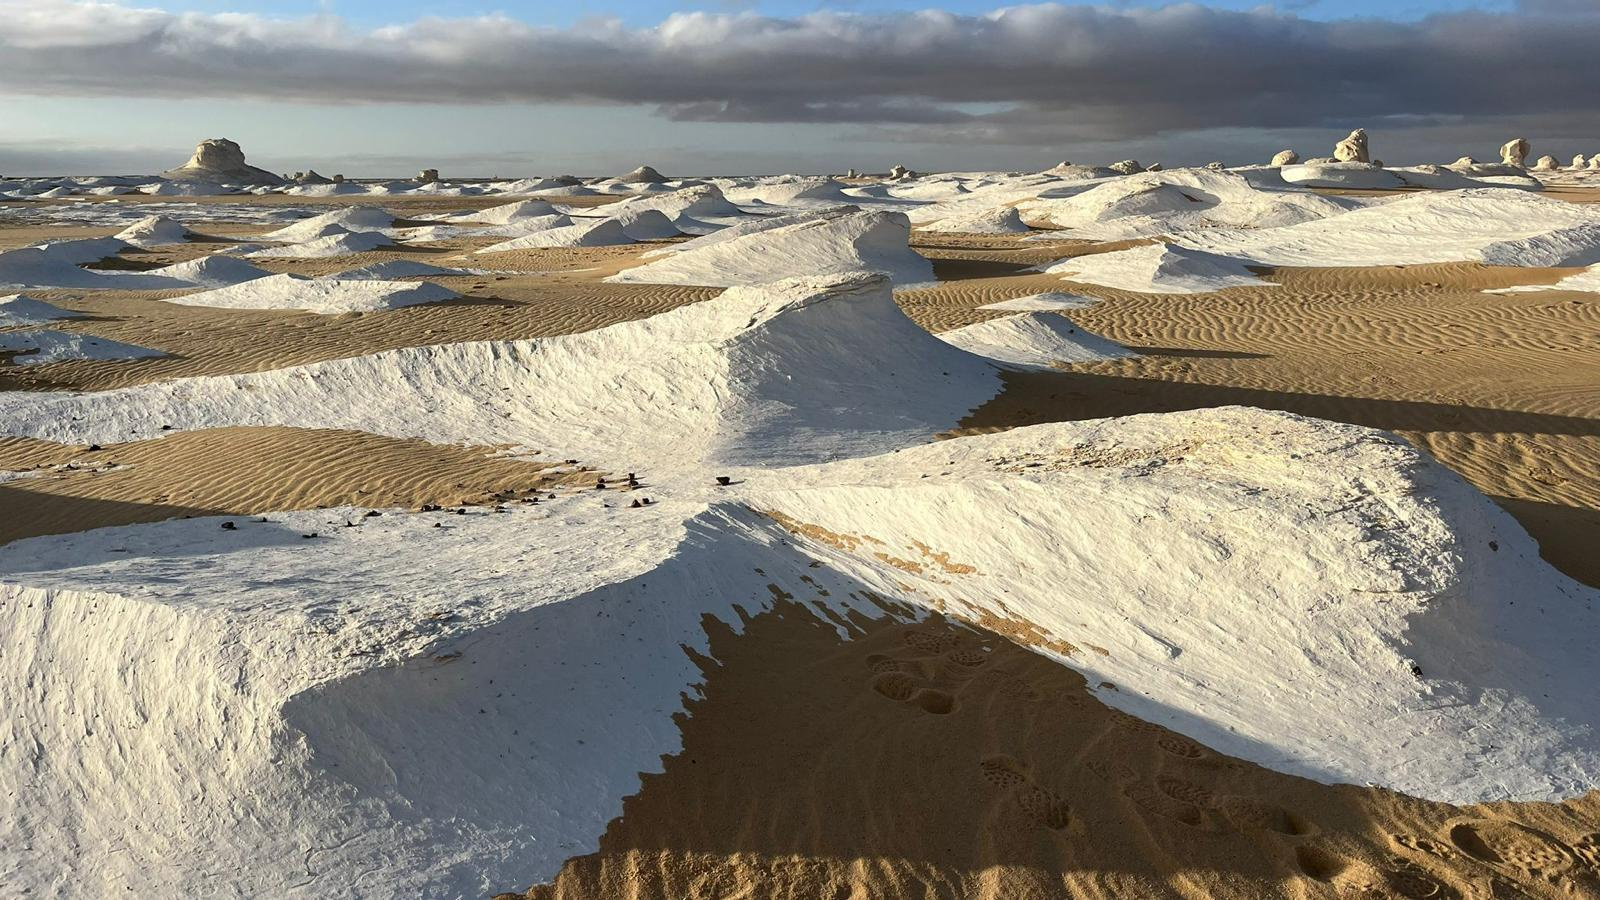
[1334,129,1369,163]
[1204,161,1226,171]
[619,166,668,184]
[417,169,441,184]
[1533,155,1559,172]
[1146,163,1164,172]
[294,170,334,185]
[1500,139,1530,168]
[888,165,916,182]
[1108,160,1144,175]
[160,138,283,186]
[1590,154,1600,170]
[1271,150,1299,166]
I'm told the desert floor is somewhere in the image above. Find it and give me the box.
[4,190,1599,899]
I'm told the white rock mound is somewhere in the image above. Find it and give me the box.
[920,205,1030,234]
[477,218,634,252]
[1333,128,1369,163]
[618,165,667,184]
[1179,189,1600,267]
[1044,243,1271,294]
[607,209,934,287]
[1533,155,1560,172]
[1501,138,1531,168]
[1108,160,1144,175]
[0,273,997,471]
[978,291,1099,311]
[936,311,1132,368]
[161,138,283,186]
[166,273,458,313]
[113,215,199,247]
[259,207,395,243]
[0,294,81,327]
[0,330,164,365]
[1270,150,1299,166]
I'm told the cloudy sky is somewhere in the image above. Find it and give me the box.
[1,0,1596,176]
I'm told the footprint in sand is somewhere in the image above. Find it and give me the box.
[1155,732,1207,760]
[1294,847,1459,899]
[871,672,918,702]
[1574,833,1600,870]
[1447,819,1579,879]
[1216,795,1314,836]
[945,647,990,667]
[1391,833,1457,861]
[1123,782,1205,827]
[1085,756,1140,784]
[867,670,955,715]
[902,628,959,654]
[977,755,1073,831]
[980,670,1040,701]
[1155,775,1213,806]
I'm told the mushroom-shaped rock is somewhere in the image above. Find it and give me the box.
[1532,155,1559,172]
[160,138,284,186]
[1333,129,1369,163]
[1574,155,1588,170]
[618,165,667,184]
[1500,138,1530,168]
[1590,154,1600,170]
[1108,160,1144,175]
[1270,150,1299,167]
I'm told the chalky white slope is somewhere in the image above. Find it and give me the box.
[165,273,460,313]
[4,407,1597,899]
[1178,188,1600,267]
[0,329,163,364]
[1489,263,1600,294]
[1017,167,1352,240]
[1045,243,1272,293]
[0,294,80,327]
[608,209,934,287]
[0,275,998,473]
[749,409,1600,804]
[937,311,1133,368]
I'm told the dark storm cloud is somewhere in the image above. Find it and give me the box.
[1,1,1597,145]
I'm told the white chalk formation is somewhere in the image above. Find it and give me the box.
[160,138,283,186]
[1333,129,1369,163]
